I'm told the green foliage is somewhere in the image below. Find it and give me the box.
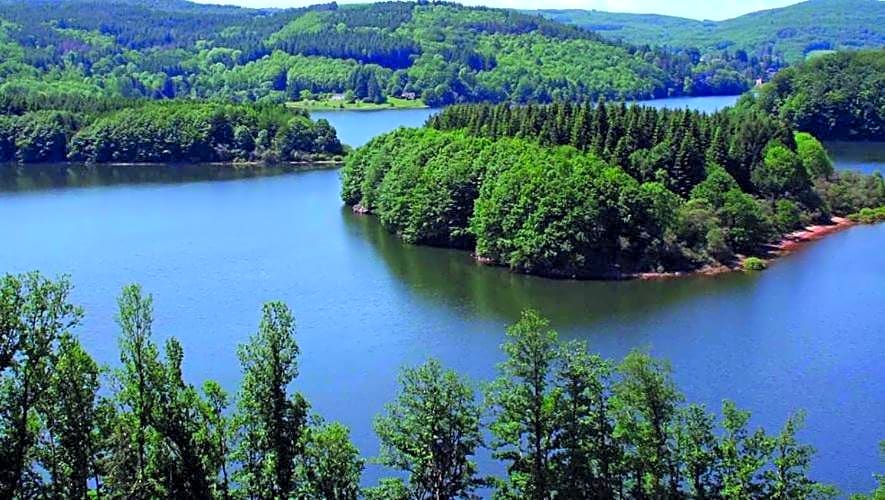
[539,0,885,63]
[298,420,364,500]
[816,171,885,216]
[848,206,885,224]
[743,256,768,271]
[0,0,794,111]
[486,310,560,499]
[345,101,854,275]
[0,273,82,498]
[795,132,834,179]
[0,276,852,499]
[0,101,341,164]
[753,141,812,200]
[374,358,483,499]
[233,301,309,499]
[755,50,885,140]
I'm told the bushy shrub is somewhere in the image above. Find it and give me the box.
[743,257,767,271]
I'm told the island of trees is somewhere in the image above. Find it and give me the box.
[2,272,883,499]
[342,58,885,277]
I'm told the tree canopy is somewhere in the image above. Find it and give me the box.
[1,273,864,498]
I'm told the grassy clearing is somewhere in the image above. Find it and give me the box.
[287,96,427,111]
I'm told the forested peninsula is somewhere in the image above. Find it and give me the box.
[342,59,885,278]
[3,272,884,499]
[0,101,343,164]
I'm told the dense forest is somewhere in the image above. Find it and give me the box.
[2,272,883,499]
[751,50,884,141]
[342,99,885,277]
[0,101,343,164]
[537,0,885,63]
[0,0,789,108]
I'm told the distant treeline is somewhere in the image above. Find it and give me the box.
[343,101,884,277]
[0,101,343,164]
[3,272,884,498]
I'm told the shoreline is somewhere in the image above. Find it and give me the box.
[353,206,866,281]
[0,160,345,169]
[606,217,859,281]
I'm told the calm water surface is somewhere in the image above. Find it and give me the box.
[1,99,883,493]
[314,94,742,147]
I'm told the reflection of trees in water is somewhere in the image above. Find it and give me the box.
[825,141,885,175]
[0,163,331,192]
[343,207,757,329]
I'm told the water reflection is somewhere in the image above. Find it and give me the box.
[0,163,334,193]
[825,141,885,174]
[343,206,758,329]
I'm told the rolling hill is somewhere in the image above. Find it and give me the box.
[536,0,885,62]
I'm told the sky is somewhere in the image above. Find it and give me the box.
[192,0,804,21]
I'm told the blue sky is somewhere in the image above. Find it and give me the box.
[193,0,804,21]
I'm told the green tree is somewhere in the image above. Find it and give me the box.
[39,334,101,499]
[765,412,837,499]
[718,189,774,253]
[108,284,167,498]
[794,132,834,180]
[198,380,232,499]
[691,164,740,208]
[676,404,720,498]
[553,341,621,498]
[611,351,683,498]
[718,400,774,498]
[233,302,309,499]
[752,141,810,200]
[298,420,363,500]
[486,310,559,500]
[374,358,483,499]
[0,273,82,498]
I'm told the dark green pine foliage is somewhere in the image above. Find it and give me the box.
[672,134,705,197]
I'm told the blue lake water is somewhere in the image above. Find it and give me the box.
[1,96,883,494]
[313,95,742,148]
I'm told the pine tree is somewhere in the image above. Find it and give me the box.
[706,126,728,168]
[672,134,704,197]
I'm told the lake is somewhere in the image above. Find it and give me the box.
[1,97,883,494]
[313,94,743,148]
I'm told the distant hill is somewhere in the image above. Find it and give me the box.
[536,0,885,62]
[0,0,780,110]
